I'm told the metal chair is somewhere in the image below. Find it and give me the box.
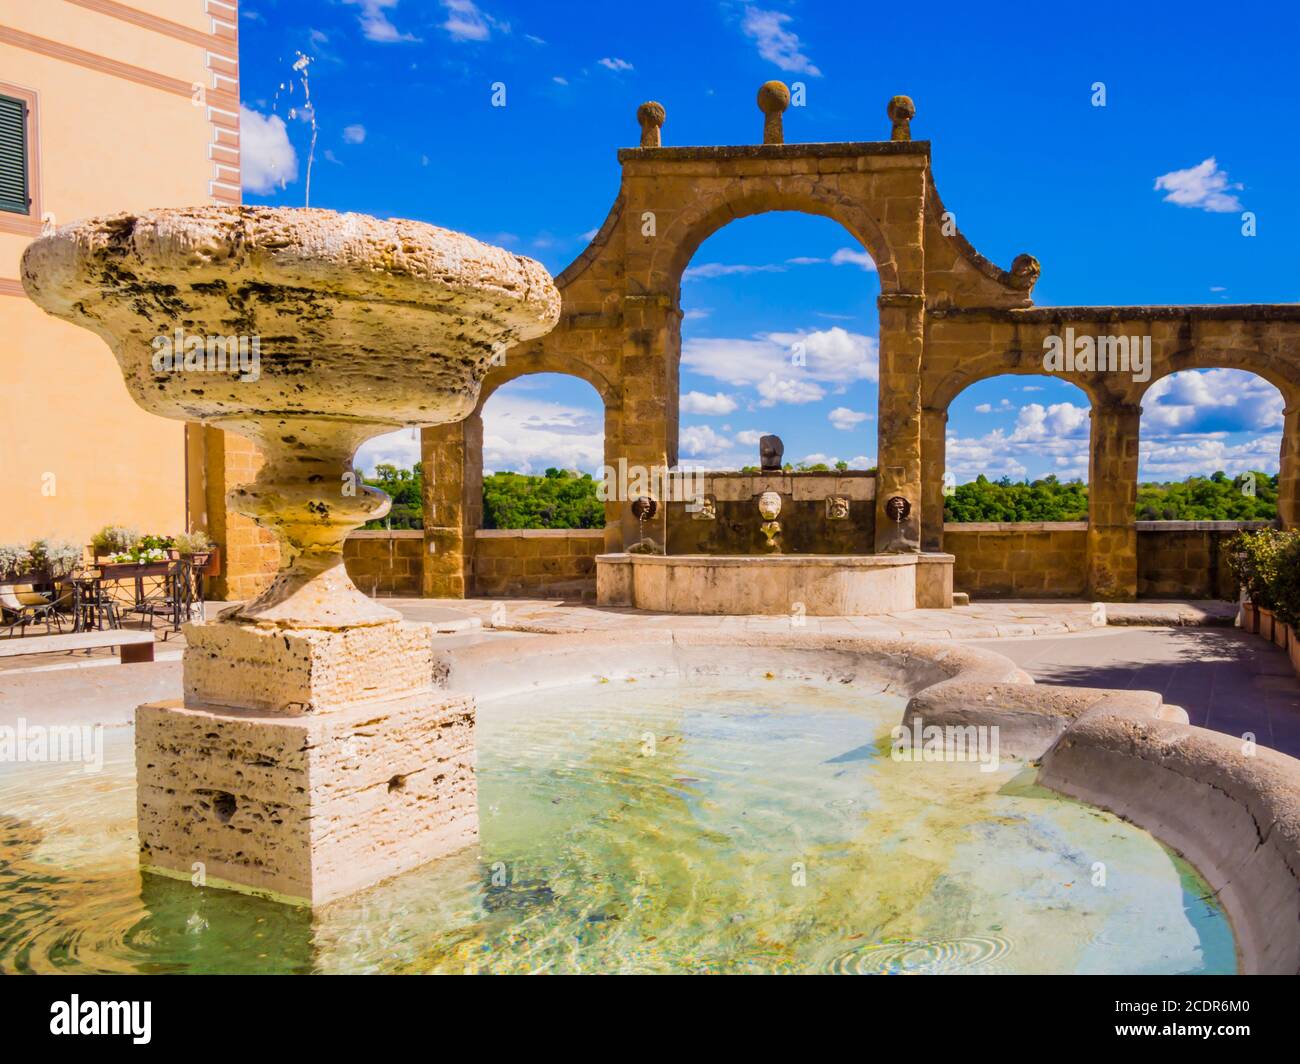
[0,582,72,636]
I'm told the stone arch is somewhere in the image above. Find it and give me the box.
[649,184,899,300]
[1134,351,1300,531]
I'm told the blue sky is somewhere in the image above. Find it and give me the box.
[238,0,1297,482]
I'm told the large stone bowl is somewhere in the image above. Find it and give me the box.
[21,206,560,628]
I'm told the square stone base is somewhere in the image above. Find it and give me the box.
[183,619,434,714]
[136,690,477,905]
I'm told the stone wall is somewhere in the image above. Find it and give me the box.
[662,471,876,555]
[1137,521,1271,599]
[472,529,604,598]
[948,520,1270,600]
[343,530,423,597]
[946,522,1089,598]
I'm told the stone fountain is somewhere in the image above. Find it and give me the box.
[21,206,559,904]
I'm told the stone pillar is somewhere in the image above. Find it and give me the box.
[1279,402,1299,530]
[1087,401,1140,600]
[616,294,678,550]
[920,406,948,551]
[200,426,279,602]
[422,415,482,598]
[874,294,925,553]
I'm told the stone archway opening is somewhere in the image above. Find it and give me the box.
[940,373,1093,599]
[675,211,881,475]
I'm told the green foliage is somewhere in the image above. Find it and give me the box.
[91,525,139,555]
[944,471,1279,522]
[1229,527,1300,619]
[28,539,83,579]
[360,462,424,530]
[0,543,33,580]
[1136,471,1277,521]
[944,475,1089,522]
[482,469,604,529]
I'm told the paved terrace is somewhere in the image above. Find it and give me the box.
[1,597,1296,759]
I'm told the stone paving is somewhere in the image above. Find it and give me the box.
[2,596,1294,763]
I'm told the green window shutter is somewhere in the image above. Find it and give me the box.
[0,94,30,216]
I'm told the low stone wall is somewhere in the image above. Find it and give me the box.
[947,520,1271,600]
[473,528,604,598]
[343,530,423,597]
[1137,520,1271,598]
[945,522,1088,598]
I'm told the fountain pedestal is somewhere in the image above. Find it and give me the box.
[22,207,559,904]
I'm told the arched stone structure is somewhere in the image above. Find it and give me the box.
[418,87,1300,602]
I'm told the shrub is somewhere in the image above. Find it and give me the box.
[1268,535,1300,629]
[91,525,139,555]
[172,530,213,555]
[0,543,33,580]
[1228,528,1300,613]
[28,539,84,579]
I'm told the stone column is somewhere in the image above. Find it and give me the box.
[1279,402,1299,530]
[920,406,948,551]
[616,294,678,550]
[1087,401,1141,600]
[422,415,482,598]
[874,293,925,552]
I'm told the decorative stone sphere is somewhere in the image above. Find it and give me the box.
[757,80,790,114]
[757,491,783,520]
[636,101,666,128]
[886,95,916,123]
[1010,253,1042,286]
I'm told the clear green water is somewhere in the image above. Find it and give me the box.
[0,676,1234,974]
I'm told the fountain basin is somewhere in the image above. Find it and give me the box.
[596,551,954,614]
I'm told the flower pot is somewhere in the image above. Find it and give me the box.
[1275,619,1290,650]
[1242,602,1258,633]
[1289,629,1300,678]
[1259,608,1275,642]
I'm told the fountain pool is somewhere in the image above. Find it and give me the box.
[0,674,1234,975]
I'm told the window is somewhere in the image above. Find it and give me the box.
[0,92,29,216]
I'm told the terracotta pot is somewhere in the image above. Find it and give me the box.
[1242,602,1259,634]
[1275,619,1290,650]
[1289,629,1300,678]
[185,547,221,576]
[1259,608,1275,642]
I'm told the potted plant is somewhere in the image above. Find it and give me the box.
[0,543,34,584]
[173,530,220,575]
[29,538,84,581]
[91,525,139,562]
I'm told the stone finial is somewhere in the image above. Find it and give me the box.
[637,100,666,148]
[757,80,790,144]
[887,95,915,141]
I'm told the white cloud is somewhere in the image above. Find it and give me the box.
[598,57,634,71]
[684,261,785,280]
[757,373,825,406]
[830,247,875,271]
[735,429,769,446]
[828,406,869,431]
[1139,434,1281,480]
[681,390,738,415]
[945,401,1090,481]
[1141,369,1283,436]
[481,392,603,475]
[1153,157,1244,213]
[552,76,568,85]
[439,0,506,42]
[683,327,878,408]
[741,6,821,76]
[356,428,420,473]
[680,425,733,456]
[343,0,419,43]
[342,124,366,144]
[239,105,297,193]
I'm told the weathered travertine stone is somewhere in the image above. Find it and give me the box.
[22,206,560,905]
[184,621,435,715]
[887,94,915,141]
[136,691,477,905]
[21,206,560,629]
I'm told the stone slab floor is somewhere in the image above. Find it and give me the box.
[2,596,1296,760]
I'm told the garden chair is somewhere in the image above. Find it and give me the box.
[0,582,72,637]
